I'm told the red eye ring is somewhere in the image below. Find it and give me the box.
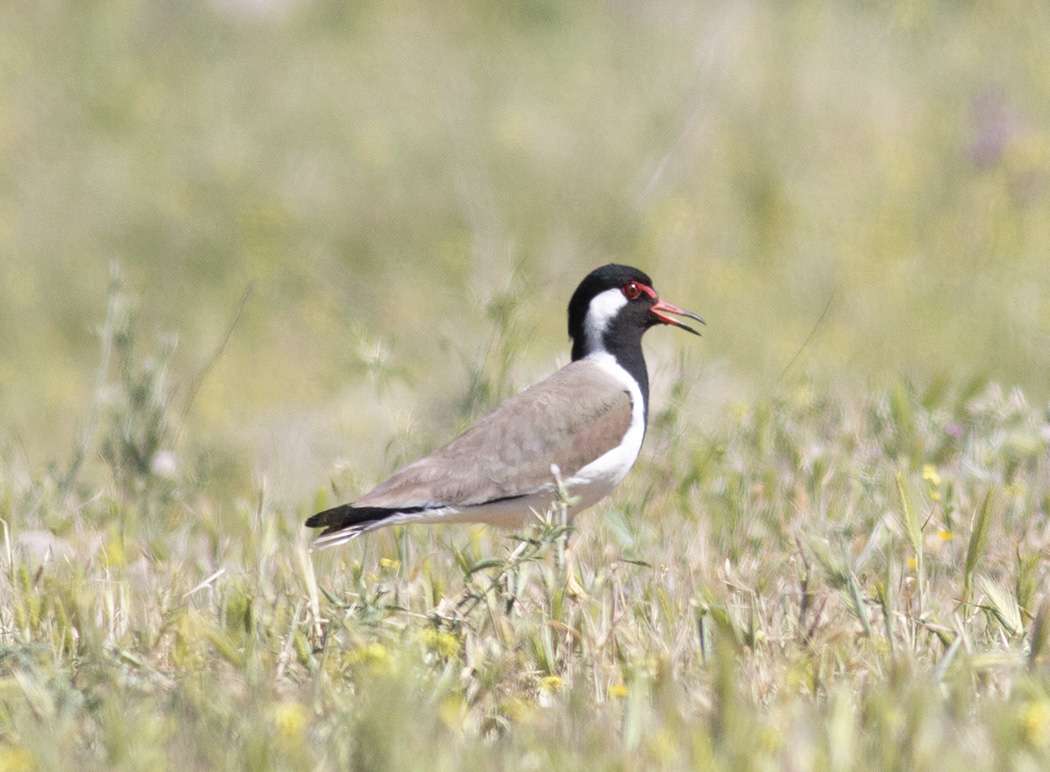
[622,281,642,300]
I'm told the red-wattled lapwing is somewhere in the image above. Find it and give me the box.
[307,264,703,549]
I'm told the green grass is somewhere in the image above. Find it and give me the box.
[1,279,1050,769]
[3,1,1050,769]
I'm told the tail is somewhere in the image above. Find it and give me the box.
[305,504,427,550]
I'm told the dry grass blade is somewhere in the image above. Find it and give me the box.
[894,473,922,559]
[978,576,1023,637]
[804,538,873,636]
[963,488,996,602]
[933,635,963,683]
[1029,595,1050,670]
[895,473,925,608]
[846,572,874,639]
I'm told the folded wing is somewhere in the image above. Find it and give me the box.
[354,358,632,509]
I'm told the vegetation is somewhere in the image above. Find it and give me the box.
[2,291,1050,769]
[2,1,1050,769]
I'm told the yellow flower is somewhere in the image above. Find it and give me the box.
[538,675,564,693]
[608,683,629,698]
[0,748,37,772]
[418,628,461,659]
[351,642,393,675]
[922,466,942,500]
[438,695,466,729]
[1019,700,1050,747]
[272,701,310,746]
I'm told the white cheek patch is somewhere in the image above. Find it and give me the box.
[584,288,628,353]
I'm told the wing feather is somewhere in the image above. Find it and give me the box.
[352,359,632,509]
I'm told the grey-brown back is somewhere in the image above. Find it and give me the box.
[353,358,633,510]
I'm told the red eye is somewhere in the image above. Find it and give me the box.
[623,282,642,300]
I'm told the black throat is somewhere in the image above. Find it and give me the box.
[571,323,650,422]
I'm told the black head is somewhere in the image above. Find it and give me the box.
[567,263,703,362]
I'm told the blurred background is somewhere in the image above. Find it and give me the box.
[2,0,1049,503]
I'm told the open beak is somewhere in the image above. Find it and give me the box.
[650,298,706,336]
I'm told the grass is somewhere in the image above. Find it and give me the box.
[1,276,1049,770]
[3,1,1050,769]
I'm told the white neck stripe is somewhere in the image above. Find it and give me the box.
[583,288,627,354]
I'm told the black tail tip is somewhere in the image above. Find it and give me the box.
[305,504,419,536]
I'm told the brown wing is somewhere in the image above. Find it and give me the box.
[353,359,633,509]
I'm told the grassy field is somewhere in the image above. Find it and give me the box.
[2,1,1050,769]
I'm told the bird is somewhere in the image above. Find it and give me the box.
[306,264,703,549]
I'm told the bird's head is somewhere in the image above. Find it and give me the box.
[568,264,704,360]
